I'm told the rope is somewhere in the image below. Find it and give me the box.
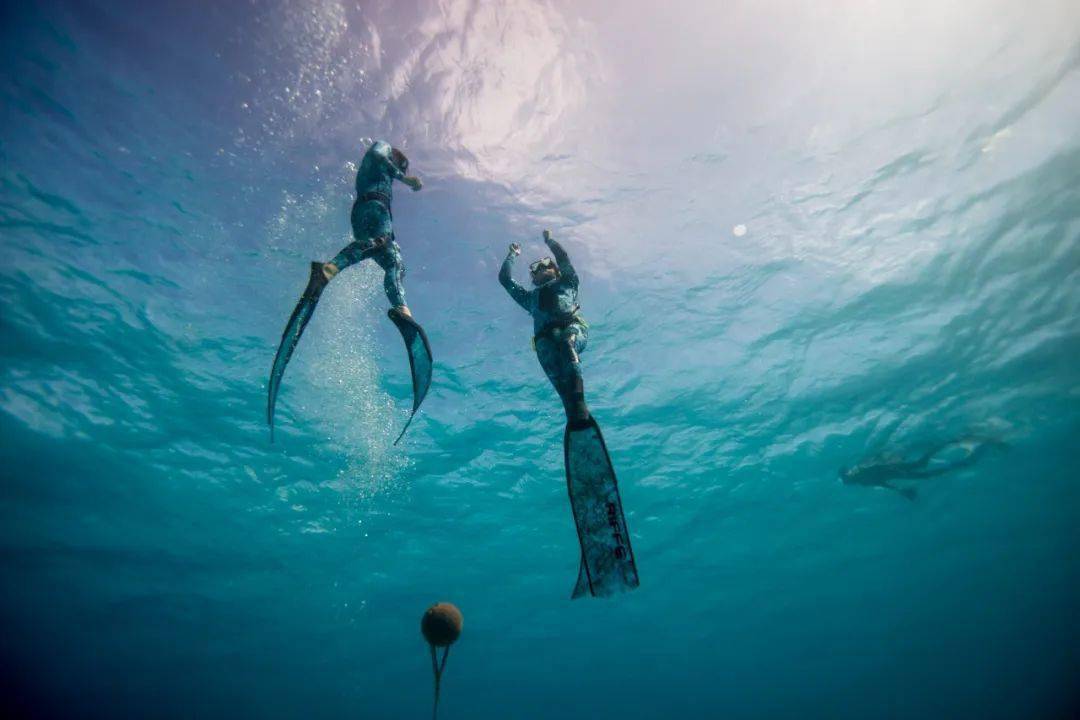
[430,644,450,720]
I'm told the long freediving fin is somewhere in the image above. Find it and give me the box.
[267,262,329,441]
[565,414,639,598]
[387,308,433,445]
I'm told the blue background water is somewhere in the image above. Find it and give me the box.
[1,1,1078,718]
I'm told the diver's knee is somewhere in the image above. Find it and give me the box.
[323,262,340,280]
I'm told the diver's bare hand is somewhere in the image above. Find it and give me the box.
[508,243,521,257]
[403,175,423,192]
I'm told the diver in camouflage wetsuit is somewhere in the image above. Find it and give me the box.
[499,230,590,424]
[266,140,430,441]
[320,140,423,317]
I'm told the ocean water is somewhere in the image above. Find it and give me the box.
[1,1,1078,718]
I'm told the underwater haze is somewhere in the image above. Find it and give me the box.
[2,0,1079,718]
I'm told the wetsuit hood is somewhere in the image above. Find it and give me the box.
[390,147,409,174]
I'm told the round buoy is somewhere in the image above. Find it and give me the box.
[421,602,463,647]
[421,602,463,720]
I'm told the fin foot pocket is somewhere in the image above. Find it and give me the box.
[567,416,592,431]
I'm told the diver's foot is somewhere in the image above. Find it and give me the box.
[567,394,590,427]
[304,261,330,297]
[322,262,340,280]
[567,409,592,430]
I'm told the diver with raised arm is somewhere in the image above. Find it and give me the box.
[268,141,433,443]
[499,230,638,599]
[500,230,589,424]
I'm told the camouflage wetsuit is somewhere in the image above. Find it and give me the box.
[499,236,589,420]
[329,140,408,307]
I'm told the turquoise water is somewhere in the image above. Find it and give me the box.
[2,1,1078,718]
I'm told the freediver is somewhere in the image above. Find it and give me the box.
[499,230,639,598]
[499,230,590,425]
[322,140,422,316]
[268,140,433,442]
[840,436,1007,500]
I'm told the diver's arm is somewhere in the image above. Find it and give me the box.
[543,230,578,287]
[373,140,422,190]
[370,141,405,179]
[499,244,531,310]
[385,145,423,191]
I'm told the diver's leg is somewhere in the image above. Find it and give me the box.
[564,326,588,420]
[909,435,1001,475]
[907,438,984,479]
[563,371,589,424]
[566,333,581,364]
[326,198,394,281]
[567,323,588,363]
[323,237,379,280]
[537,336,589,423]
[372,241,410,317]
[535,338,562,393]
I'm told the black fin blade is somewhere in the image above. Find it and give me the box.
[267,263,327,442]
[388,310,433,445]
[564,416,639,598]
